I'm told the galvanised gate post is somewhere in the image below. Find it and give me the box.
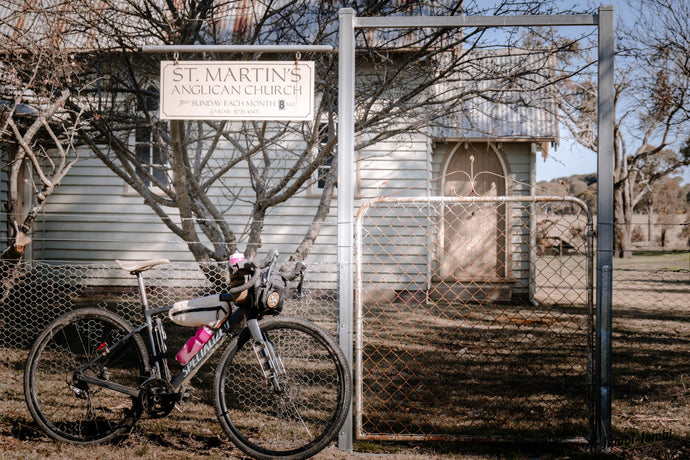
[145,6,616,450]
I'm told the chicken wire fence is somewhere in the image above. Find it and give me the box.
[354,196,595,442]
[1,205,686,446]
[0,259,338,352]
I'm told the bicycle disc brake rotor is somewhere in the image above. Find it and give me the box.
[139,379,177,418]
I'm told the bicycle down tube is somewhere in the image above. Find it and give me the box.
[71,306,251,397]
[24,250,350,459]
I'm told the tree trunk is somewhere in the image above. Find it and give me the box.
[246,206,267,262]
[290,155,338,263]
[170,121,208,262]
[2,91,76,302]
[1,229,32,304]
[647,203,654,243]
[169,121,231,288]
[613,183,634,258]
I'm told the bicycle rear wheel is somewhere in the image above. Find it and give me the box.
[24,308,149,444]
[214,317,351,460]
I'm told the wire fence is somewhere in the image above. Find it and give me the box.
[354,196,595,442]
[0,208,688,446]
[0,260,339,349]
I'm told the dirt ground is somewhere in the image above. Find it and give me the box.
[1,252,688,459]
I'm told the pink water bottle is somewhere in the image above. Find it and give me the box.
[229,251,245,268]
[176,325,213,365]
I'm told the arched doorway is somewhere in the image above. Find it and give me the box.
[437,142,509,283]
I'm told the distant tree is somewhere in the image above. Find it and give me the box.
[637,176,685,244]
[575,187,597,213]
[657,212,676,249]
[559,0,690,257]
[680,211,690,247]
[638,176,684,214]
[537,175,597,213]
[579,173,597,186]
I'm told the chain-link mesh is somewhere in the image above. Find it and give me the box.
[613,263,689,309]
[606,223,690,443]
[355,196,594,442]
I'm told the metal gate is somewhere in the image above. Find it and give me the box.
[354,196,594,442]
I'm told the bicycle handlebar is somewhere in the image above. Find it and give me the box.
[219,251,305,304]
[226,268,262,295]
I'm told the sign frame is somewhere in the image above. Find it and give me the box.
[159,60,315,121]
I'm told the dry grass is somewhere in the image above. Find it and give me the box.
[607,251,689,460]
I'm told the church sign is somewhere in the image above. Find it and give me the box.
[160,61,315,121]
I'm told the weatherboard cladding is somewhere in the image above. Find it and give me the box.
[6,1,551,298]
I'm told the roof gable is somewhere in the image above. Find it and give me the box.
[432,49,558,141]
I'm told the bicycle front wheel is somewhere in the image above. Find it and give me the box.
[214,317,351,460]
[24,308,149,444]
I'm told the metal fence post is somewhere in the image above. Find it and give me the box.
[337,7,356,453]
[596,4,615,450]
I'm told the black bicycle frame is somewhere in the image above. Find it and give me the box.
[74,255,278,399]
[73,305,252,398]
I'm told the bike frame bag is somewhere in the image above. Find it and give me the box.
[169,294,230,328]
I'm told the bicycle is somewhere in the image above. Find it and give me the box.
[24,250,351,460]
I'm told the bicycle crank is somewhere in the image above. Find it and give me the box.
[139,379,177,418]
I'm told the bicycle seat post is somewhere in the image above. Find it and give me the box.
[132,269,163,379]
[134,270,150,311]
[113,259,171,381]
[115,259,169,313]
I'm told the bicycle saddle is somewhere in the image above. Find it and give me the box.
[115,259,170,273]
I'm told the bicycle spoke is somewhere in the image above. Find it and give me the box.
[214,317,351,460]
[25,309,148,444]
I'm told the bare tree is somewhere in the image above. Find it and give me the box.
[1,5,86,300]
[559,0,690,257]
[3,0,589,280]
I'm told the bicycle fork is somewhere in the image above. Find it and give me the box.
[247,319,285,392]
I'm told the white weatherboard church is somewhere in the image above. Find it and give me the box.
[1,2,558,302]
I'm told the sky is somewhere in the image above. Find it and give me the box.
[535,139,597,181]
[537,139,690,183]
[537,141,690,183]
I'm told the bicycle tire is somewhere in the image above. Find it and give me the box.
[24,308,149,444]
[214,317,352,460]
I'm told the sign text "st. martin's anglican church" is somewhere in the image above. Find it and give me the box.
[160,61,315,121]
